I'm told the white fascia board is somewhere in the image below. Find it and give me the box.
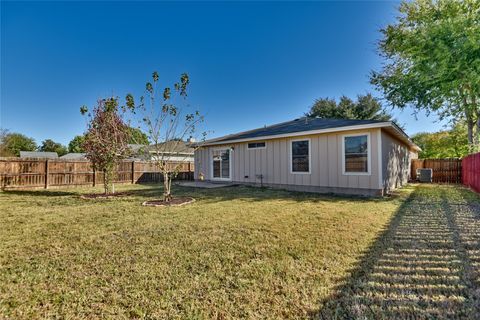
[148,150,194,155]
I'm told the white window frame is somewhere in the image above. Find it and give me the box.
[342,133,371,176]
[210,147,232,181]
[247,141,267,150]
[290,138,311,174]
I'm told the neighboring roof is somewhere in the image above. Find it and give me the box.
[128,141,194,157]
[19,151,59,159]
[60,153,87,160]
[127,144,146,153]
[200,117,420,151]
[146,141,194,155]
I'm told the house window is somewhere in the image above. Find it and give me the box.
[344,134,369,174]
[291,140,310,173]
[248,142,266,149]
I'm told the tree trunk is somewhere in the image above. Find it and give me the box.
[463,94,475,148]
[466,110,475,154]
[103,169,110,195]
[163,172,172,202]
[103,167,113,194]
[468,119,474,144]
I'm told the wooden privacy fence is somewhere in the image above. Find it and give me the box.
[0,158,194,189]
[411,158,462,183]
[463,153,480,193]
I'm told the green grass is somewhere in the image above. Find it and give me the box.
[318,184,480,319]
[0,184,405,319]
[2,183,478,319]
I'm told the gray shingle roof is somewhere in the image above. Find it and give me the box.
[128,141,194,157]
[59,153,87,160]
[146,141,194,155]
[200,117,420,151]
[19,151,58,159]
[208,118,386,143]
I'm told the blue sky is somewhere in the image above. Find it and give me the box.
[1,1,447,145]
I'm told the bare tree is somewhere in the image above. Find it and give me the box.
[127,71,205,202]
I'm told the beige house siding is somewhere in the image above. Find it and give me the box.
[195,128,384,194]
[381,129,415,192]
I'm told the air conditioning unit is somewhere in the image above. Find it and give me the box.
[417,168,433,183]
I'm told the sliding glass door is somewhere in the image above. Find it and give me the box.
[212,148,231,180]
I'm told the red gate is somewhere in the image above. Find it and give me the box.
[463,153,480,193]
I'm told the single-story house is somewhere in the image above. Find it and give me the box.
[194,117,420,196]
[59,153,87,160]
[128,141,194,163]
[19,151,58,159]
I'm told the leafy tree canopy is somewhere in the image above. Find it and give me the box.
[127,127,149,145]
[412,122,469,159]
[306,93,393,121]
[0,129,10,157]
[0,132,37,157]
[68,135,86,153]
[371,0,480,147]
[68,127,148,154]
[39,139,68,156]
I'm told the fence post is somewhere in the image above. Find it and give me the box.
[44,159,49,189]
[92,166,96,187]
[131,160,135,184]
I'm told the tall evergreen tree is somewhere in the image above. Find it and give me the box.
[306,93,393,121]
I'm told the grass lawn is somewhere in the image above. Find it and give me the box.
[1,183,479,319]
[320,184,480,319]
[0,183,405,319]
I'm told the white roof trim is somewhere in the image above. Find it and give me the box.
[147,150,193,155]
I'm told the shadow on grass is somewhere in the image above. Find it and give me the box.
[167,184,391,205]
[0,182,396,208]
[2,189,78,197]
[310,185,480,319]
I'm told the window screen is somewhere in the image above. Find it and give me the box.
[344,135,368,173]
[291,140,309,172]
[248,142,266,149]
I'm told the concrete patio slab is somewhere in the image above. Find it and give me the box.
[175,181,237,189]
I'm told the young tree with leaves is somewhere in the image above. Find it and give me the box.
[127,71,205,202]
[81,98,131,195]
[306,94,393,121]
[68,127,148,154]
[371,0,480,150]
